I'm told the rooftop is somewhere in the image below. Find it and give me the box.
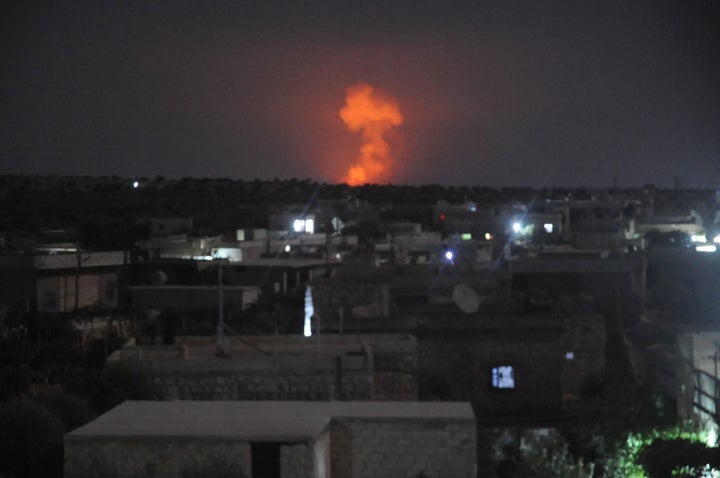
[66,400,475,442]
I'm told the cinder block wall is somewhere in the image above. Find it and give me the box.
[330,418,476,478]
[139,357,375,401]
[64,439,252,478]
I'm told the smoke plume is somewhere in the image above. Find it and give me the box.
[340,82,403,185]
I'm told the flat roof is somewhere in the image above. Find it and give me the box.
[67,401,474,442]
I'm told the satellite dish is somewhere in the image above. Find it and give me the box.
[453,284,480,314]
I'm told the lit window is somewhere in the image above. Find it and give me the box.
[293,219,304,233]
[492,365,515,389]
[544,223,554,233]
[565,351,574,360]
[305,218,314,234]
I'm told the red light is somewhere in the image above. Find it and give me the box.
[439,213,446,221]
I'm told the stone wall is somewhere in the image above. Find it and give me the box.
[330,418,476,478]
[110,335,418,401]
[311,280,390,323]
[64,438,252,478]
[135,355,374,401]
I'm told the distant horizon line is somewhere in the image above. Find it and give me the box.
[0,173,717,191]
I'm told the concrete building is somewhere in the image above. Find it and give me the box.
[509,250,646,318]
[65,400,477,478]
[128,284,260,312]
[0,250,127,316]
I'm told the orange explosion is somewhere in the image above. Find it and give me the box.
[340,82,403,185]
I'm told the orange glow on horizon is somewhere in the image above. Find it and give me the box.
[340,82,403,185]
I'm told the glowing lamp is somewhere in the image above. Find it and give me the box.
[543,223,554,233]
[484,233,493,241]
[293,219,304,233]
[696,245,717,253]
[132,181,139,189]
[512,222,521,233]
[439,213,446,221]
[444,250,454,261]
[691,234,707,243]
[284,244,291,253]
[303,286,313,337]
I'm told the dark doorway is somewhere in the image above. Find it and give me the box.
[251,442,280,478]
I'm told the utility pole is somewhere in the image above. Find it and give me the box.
[75,248,80,311]
[216,260,229,357]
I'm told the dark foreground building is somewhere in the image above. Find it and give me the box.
[65,400,476,478]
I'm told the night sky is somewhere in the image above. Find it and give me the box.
[2,1,719,187]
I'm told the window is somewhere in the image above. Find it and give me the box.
[491,365,515,389]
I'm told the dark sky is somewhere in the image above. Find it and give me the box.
[2,1,719,187]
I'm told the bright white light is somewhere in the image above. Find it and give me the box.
[305,218,314,234]
[192,255,214,261]
[444,250,454,261]
[293,219,304,233]
[544,223,554,233]
[132,181,139,188]
[713,234,720,244]
[303,286,313,337]
[696,245,717,253]
[284,244,291,253]
[692,234,708,243]
[335,253,341,260]
[484,232,493,241]
[512,222,521,233]
[707,424,718,447]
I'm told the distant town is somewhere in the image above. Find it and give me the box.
[1,174,720,477]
